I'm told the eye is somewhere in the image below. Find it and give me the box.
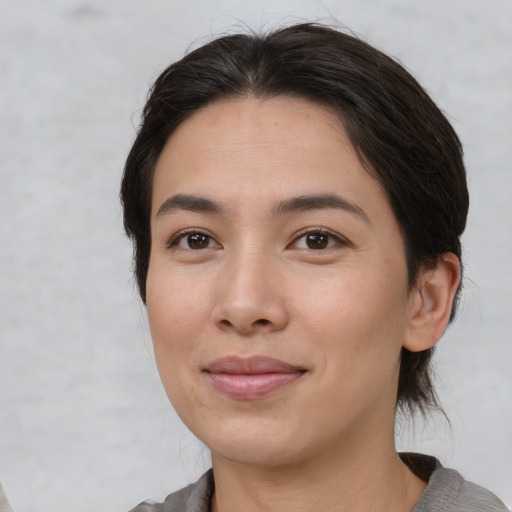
[172,231,219,250]
[293,230,344,250]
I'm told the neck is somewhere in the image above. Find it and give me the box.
[210,434,426,512]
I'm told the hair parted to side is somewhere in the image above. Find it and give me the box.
[121,23,469,416]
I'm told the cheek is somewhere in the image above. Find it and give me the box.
[145,274,206,406]
[296,267,406,329]
[146,273,209,411]
[297,266,408,374]
[146,267,209,347]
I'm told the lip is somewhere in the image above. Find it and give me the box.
[204,356,306,400]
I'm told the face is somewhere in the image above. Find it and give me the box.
[147,96,416,468]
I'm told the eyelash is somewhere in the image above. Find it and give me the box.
[168,229,219,250]
[290,228,348,250]
[168,227,348,251]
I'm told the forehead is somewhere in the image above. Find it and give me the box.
[151,96,392,225]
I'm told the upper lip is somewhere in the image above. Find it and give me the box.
[204,355,305,375]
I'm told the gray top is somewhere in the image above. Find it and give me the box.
[131,454,508,512]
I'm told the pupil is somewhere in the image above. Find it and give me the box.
[188,233,208,249]
[306,233,328,249]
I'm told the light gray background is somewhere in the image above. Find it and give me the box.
[1,1,511,511]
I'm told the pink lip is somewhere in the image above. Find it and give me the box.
[204,356,306,400]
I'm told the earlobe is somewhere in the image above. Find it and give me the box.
[403,253,461,352]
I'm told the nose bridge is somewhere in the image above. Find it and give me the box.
[213,241,287,334]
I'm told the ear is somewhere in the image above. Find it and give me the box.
[403,253,461,352]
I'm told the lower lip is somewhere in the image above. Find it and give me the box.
[207,372,304,399]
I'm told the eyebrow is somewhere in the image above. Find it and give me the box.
[156,192,369,222]
[271,193,370,222]
[157,194,223,217]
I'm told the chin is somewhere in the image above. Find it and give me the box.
[210,439,302,468]
[193,416,317,469]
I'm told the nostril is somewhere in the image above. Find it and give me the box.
[255,319,270,325]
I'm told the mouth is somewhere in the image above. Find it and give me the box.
[204,355,306,400]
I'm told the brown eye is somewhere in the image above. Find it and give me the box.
[188,233,209,249]
[293,230,343,250]
[174,232,217,250]
[305,233,329,249]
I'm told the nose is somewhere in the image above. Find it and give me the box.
[211,249,289,336]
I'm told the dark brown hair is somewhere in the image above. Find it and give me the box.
[121,23,469,416]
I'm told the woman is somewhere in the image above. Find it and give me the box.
[121,23,508,511]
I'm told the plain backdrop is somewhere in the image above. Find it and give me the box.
[1,1,511,510]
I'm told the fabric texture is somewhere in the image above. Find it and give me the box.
[130,454,509,512]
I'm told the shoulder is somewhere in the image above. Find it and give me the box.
[406,454,509,512]
[128,470,214,512]
[128,459,510,512]
[417,466,509,512]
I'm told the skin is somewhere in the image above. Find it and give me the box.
[146,96,460,512]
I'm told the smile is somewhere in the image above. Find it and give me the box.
[204,356,306,400]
